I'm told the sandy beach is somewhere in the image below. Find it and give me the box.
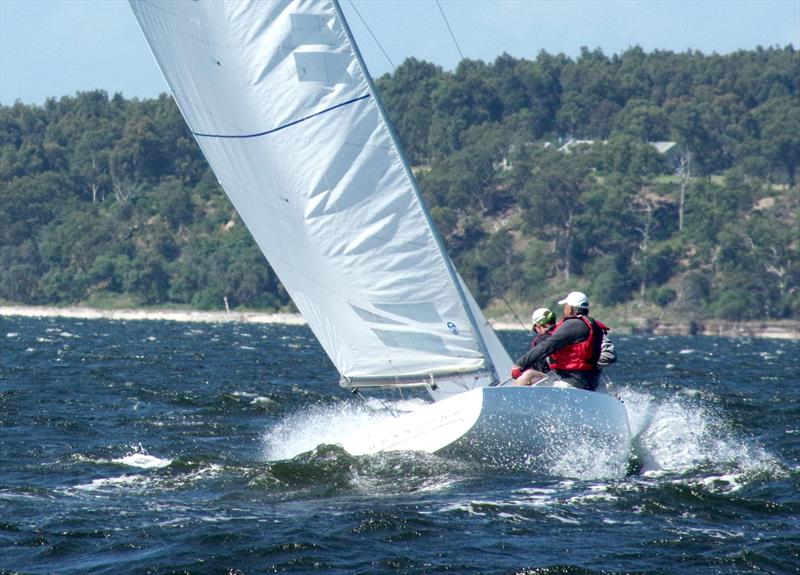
[0,305,307,326]
[1,305,797,339]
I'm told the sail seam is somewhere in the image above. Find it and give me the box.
[192,94,370,139]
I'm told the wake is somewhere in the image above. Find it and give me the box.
[619,387,778,480]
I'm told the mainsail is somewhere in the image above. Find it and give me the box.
[129,0,511,388]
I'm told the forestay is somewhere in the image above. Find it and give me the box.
[129,0,510,387]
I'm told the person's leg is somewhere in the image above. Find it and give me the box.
[514,369,546,386]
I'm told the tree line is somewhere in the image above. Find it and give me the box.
[1,46,798,321]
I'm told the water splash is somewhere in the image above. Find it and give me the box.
[261,401,398,461]
[546,435,630,480]
[112,443,172,469]
[619,387,777,481]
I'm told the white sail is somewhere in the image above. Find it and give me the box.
[129,0,510,386]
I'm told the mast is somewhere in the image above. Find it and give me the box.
[331,0,499,384]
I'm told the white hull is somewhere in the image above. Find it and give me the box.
[342,386,631,473]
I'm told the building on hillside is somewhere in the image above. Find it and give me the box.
[557,139,596,153]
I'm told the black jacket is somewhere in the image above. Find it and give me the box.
[525,326,554,372]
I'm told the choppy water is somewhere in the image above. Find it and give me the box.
[1,316,798,574]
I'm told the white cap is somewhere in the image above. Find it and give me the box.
[558,291,589,308]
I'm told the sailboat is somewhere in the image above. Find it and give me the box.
[129,0,631,473]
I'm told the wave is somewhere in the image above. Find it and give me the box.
[111,453,172,469]
[261,401,402,462]
[620,387,780,484]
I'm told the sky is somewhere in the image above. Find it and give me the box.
[0,0,798,105]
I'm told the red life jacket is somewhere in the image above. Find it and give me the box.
[548,315,605,372]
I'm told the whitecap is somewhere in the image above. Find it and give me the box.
[565,490,618,505]
[74,474,144,491]
[6,332,18,338]
[111,444,172,468]
[434,502,479,515]
[251,396,277,407]
[696,472,744,493]
[112,453,172,469]
[545,513,580,524]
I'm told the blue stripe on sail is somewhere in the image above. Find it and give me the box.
[192,94,371,139]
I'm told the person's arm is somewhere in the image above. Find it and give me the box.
[597,332,617,367]
[513,319,588,371]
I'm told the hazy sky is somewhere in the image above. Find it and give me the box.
[1,0,798,105]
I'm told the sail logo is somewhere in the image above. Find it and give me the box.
[447,322,459,335]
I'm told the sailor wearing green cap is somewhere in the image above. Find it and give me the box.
[511,307,557,385]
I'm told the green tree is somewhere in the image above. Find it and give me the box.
[752,96,800,184]
[377,58,444,165]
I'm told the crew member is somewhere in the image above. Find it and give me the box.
[512,307,556,386]
[511,291,614,391]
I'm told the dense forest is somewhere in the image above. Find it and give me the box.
[1,46,798,322]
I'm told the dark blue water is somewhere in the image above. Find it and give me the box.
[1,316,798,574]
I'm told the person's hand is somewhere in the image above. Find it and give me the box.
[511,366,523,379]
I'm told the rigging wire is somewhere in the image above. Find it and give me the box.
[351,387,399,418]
[347,0,396,72]
[435,0,464,62]
[500,292,531,332]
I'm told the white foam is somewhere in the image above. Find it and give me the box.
[261,402,397,461]
[546,435,629,479]
[6,332,18,338]
[112,444,172,468]
[251,396,277,407]
[112,453,172,469]
[620,388,777,476]
[74,474,144,491]
[545,513,580,524]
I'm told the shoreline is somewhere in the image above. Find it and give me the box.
[0,305,306,326]
[1,305,798,340]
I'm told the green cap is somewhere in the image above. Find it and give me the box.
[531,307,556,327]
